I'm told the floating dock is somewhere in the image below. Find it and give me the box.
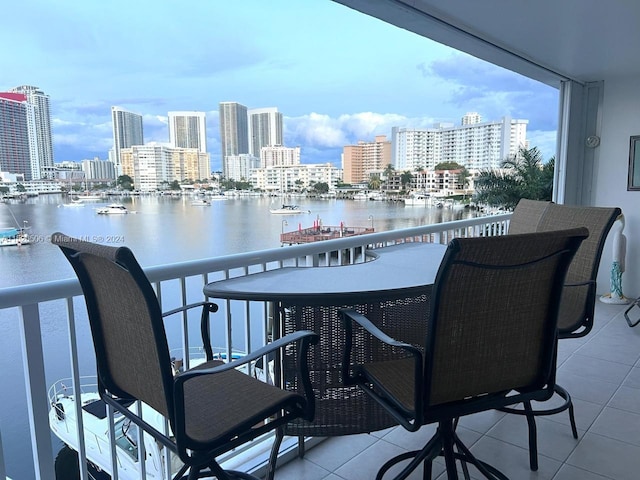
[280,225,374,245]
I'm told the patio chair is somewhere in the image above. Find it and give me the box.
[341,228,588,480]
[51,232,318,480]
[503,203,621,470]
[507,198,552,234]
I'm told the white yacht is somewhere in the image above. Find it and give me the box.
[96,204,130,214]
[404,192,432,206]
[49,377,184,480]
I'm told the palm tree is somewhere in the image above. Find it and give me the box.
[473,146,554,210]
[368,174,382,190]
[400,171,414,190]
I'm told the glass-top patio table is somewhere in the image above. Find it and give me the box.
[203,242,447,437]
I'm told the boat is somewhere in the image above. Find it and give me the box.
[76,193,103,202]
[269,204,310,214]
[352,192,368,201]
[48,351,270,480]
[404,192,432,206]
[96,204,130,214]
[207,192,227,200]
[191,199,211,206]
[0,212,31,247]
[59,199,85,208]
[0,226,30,247]
[48,377,184,480]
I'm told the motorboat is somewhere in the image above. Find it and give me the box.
[0,217,31,247]
[404,192,432,206]
[48,350,270,480]
[96,204,130,214]
[0,226,30,247]
[269,204,310,214]
[207,192,227,200]
[191,199,211,206]
[49,377,184,480]
[352,192,368,201]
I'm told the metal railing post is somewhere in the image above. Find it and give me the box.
[19,303,54,480]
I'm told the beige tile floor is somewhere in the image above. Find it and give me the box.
[274,301,640,479]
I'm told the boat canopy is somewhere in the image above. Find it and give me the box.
[0,228,19,239]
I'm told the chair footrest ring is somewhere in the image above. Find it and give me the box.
[498,385,571,416]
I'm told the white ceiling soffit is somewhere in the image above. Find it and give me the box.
[333,0,640,88]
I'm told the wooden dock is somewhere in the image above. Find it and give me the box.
[280,225,374,245]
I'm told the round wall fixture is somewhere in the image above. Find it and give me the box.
[586,135,601,148]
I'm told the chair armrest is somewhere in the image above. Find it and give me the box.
[162,301,219,361]
[340,308,422,386]
[563,279,595,289]
[174,330,319,417]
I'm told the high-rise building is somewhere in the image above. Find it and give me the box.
[10,85,54,175]
[168,111,207,153]
[120,143,209,191]
[226,154,260,182]
[0,92,39,181]
[391,126,443,171]
[250,163,342,193]
[111,106,144,177]
[260,145,300,168]
[82,158,116,183]
[219,102,248,178]
[342,135,392,184]
[461,112,482,125]
[392,115,528,171]
[248,107,283,157]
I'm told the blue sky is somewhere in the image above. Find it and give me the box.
[1,0,558,171]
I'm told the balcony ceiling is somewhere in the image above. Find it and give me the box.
[334,0,640,86]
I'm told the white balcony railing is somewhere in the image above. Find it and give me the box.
[0,214,511,480]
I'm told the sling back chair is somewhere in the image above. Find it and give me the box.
[341,228,587,480]
[52,232,318,480]
[504,201,621,470]
[507,198,552,234]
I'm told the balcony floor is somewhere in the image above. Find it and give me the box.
[274,301,640,480]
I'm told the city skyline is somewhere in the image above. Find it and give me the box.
[0,1,559,171]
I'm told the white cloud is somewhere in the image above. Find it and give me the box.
[527,130,557,161]
[285,111,438,149]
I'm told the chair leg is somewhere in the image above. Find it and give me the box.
[264,427,285,480]
[440,424,459,480]
[376,434,442,480]
[375,421,509,480]
[524,401,538,471]
[558,385,579,439]
[498,384,578,470]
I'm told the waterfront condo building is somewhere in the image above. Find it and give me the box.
[219,102,249,179]
[248,107,283,157]
[10,85,54,176]
[0,92,39,181]
[111,106,144,178]
[260,145,301,168]
[82,158,116,184]
[120,143,208,191]
[342,135,392,184]
[392,113,528,171]
[225,154,260,182]
[251,163,342,193]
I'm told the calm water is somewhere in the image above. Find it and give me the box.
[0,193,476,478]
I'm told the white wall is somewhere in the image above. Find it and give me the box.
[593,77,640,299]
